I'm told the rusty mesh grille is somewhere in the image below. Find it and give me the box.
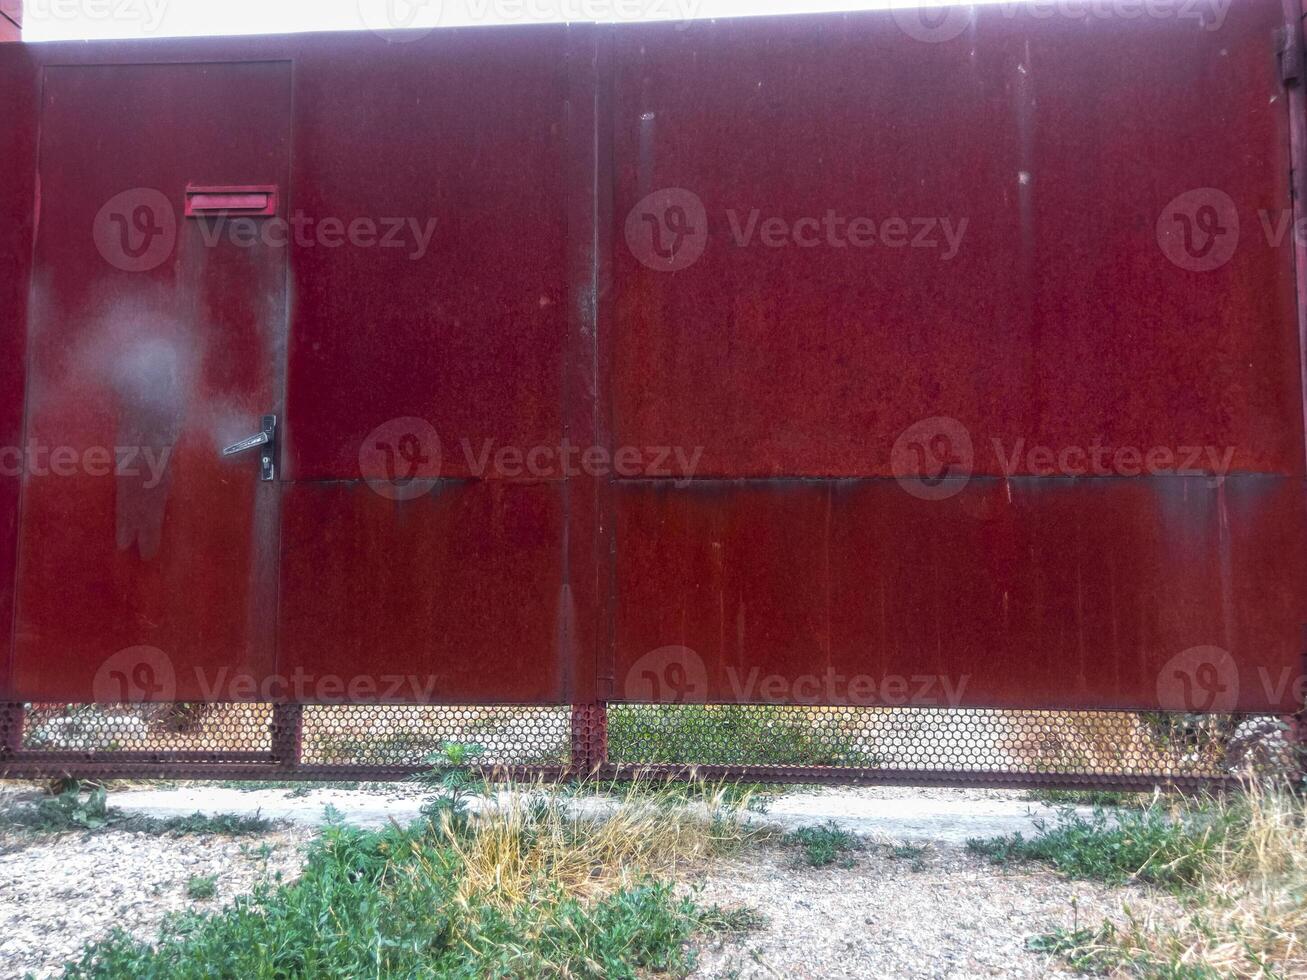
[605,705,1290,782]
[19,702,275,758]
[0,702,1292,788]
[300,705,571,767]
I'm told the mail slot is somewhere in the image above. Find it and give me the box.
[184,185,277,216]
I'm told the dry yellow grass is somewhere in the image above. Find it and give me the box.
[439,778,759,910]
[1073,780,1307,978]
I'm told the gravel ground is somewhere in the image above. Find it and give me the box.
[689,839,1161,979]
[0,782,1156,979]
[0,794,312,979]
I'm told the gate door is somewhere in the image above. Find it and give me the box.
[12,61,291,701]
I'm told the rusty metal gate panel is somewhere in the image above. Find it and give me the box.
[608,4,1306,717]
[0,4,1303,787]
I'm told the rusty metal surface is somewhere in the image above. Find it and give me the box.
[612,7,1300,479]
[0,0,19,40]
[282,25,572,484]
[0,2,1303,789]
[12,61,290,701]
[277,481,567,702]
[612,478,1306,713]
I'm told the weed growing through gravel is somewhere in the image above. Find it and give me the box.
[966,805,1225,887]
[889,843,928,872]
[978,784,1307,978]
[782,820,860,868]
[58,758,761,978]
[126,811,279,837]
[0,784,280,837]
[0,786,112,831]
[184,876,216,901]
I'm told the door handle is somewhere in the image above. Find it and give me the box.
[222,414,276,481]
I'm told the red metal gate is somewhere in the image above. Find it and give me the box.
[0,3,1304,788]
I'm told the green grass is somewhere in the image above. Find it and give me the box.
[781,820,860,868]
[185,876,217,901]
[125,811,279,837]
[1024,789,1152,808]
[564,776,779,814]
[59,819,753,979]
[607,705,880,767]
[966,805,1229,887]
[0,787,113,831]
[889,843,928,872]
[0,787,280,837]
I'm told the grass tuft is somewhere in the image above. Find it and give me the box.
[184,875,217,901]
[781,820,859,868]
[966,805,1225,887]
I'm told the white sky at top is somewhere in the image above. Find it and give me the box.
[21,0,999,42]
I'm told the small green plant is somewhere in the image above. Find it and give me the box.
[0,785,110,832]
[967,805,1228,887]
[185,875,217,901]
[1026,789,1151,808]
[410,741,488,832]
[890,843,928,872]
[782,820,859,868]
[125,811,278,837]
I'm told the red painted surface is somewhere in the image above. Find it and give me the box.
[278,481,566,703]
[0,4,1303,712]
[613,478,1306,711]
[611,11,1300,478]
[12,61,291,700]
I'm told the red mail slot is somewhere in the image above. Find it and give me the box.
[184,185,277,216]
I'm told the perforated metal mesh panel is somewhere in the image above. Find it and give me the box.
[0,702,1295,789]
[300,705,571,767]
[605,706,1293,789]
[18,702,275,759]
